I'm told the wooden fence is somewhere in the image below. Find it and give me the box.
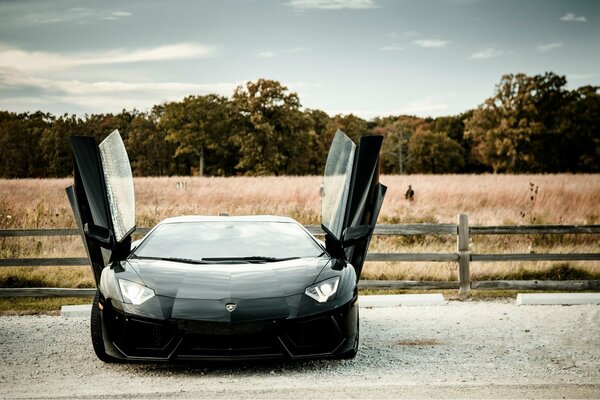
[1,214,599,298]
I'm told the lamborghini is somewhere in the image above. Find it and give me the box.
[67,129,386,361]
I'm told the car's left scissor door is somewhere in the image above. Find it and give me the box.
[66,130,135,285]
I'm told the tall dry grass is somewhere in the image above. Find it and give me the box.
[1,174,599,286]
[2,174,598,229]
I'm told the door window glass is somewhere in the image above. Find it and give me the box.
[99,130,135,242]
[321,130,355,239]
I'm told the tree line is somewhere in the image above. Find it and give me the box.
[0,72,598,178]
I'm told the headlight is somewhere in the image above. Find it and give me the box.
[118,279,155,305]
[305,276,340,303]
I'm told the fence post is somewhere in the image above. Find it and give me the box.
[457,213,471,298]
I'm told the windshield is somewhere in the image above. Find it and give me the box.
[132,221,324,262]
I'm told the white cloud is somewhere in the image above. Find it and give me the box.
[537,42,563,52]
[102,11,133,20]
[111,11,132,18]
[258,51,276,58]
[469,47,508,59]
[286,0,378,10]
[0,69,236,96]
[0,43,214,73]
[413,39,450,48]
[0,69,240,113]
[379,45,403,52]
[20,8,132,24]
[20,8,93,24]
[560,12,586,22]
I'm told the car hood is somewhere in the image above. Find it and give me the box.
[126,257,330,300]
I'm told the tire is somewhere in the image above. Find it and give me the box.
[91,290,116,363]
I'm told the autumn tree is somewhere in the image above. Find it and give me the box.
[373,115,425,174]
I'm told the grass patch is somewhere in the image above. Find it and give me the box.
[0,296,93,316]
[0,266,94,288]
[475,264,600,281]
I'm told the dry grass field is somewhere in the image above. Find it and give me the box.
[1,174,599,289]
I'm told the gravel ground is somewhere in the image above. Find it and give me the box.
[1,300,599,399]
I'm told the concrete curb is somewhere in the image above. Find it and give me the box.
[61,304,92,318]
[60,294,447,317]
[516,293,600,305]
[359,294,447,307]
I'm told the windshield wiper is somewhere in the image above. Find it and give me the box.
[243,256,301,263]
[128,255,215,264]
[202,256,301,264]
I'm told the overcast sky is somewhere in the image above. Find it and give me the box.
[0,0,598,119]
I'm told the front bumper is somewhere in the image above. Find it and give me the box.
[100,296,358,361]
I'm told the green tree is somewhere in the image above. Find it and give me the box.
[407,127,465,173]
[0,111,50,178]
[304,109,331,174]
[325,113,368,144]
[125,107,180,176]
[232,79,311,175]
[40,114,82,177]
[82,110,136,143]
[160,94,234,176]
[555,85,600,172]
[465,72,570,172]
[431,111,481,172]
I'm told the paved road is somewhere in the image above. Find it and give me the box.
[1,300,599,399]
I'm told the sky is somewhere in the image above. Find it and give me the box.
[0,0,599,119]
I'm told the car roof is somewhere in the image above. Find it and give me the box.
[158,215,300,225]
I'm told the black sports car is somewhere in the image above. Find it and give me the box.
[67,129,386,362]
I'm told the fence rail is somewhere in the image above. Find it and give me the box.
[3,223,600,238]
[1,215,599,297]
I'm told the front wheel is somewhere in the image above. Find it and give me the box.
[90,290,116,363]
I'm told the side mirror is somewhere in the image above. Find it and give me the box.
[84,223,111,245]
[342,225,371,247]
